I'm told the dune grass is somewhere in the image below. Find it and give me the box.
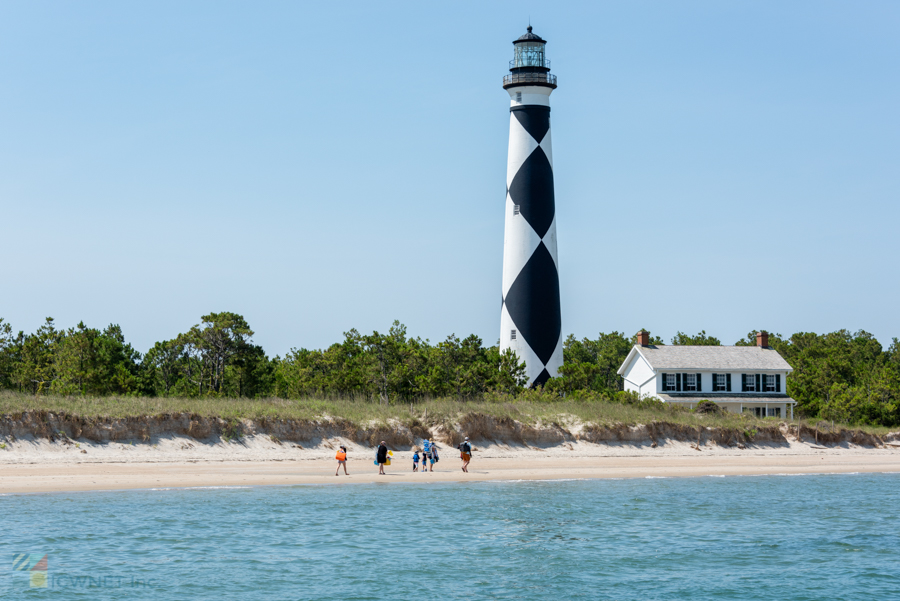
[1,390,891,435]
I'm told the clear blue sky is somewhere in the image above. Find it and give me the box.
[2,1,898,355]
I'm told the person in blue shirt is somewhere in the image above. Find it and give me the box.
[421,439,431,472]
[412,449,420,472]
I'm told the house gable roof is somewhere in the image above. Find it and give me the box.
[622,345,793,371]
[616,346,646,376]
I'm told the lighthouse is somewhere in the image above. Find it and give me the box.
[499,26,562,388]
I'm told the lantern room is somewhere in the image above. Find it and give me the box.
[503,26,557,89]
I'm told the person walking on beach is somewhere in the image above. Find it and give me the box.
[335,445,349,476]
[458,437,472,473]
[429,439,439,471]
[376,441,388,475]
[421,438,431,473]
[412,449,420,472]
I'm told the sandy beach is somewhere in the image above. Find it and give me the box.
[2,434,899,494]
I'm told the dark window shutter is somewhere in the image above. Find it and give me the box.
[661,373,667,391]
[726,373,731,392]
[741,374,747,392]
[696,373,702,392]
[776,374,781,392]
[712,373,717,391]
[676,373,682,392]
[755,374,761,392]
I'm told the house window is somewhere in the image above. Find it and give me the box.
[684,374,697,391]
[513,204,521,215]
[743,374,757,392]
[753,407,781,418]
[665,373,676,391]
[742,373,781,393]
[715,374,727,391]
[712,373,731,392]
[510,329,516,340]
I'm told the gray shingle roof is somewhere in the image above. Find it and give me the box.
[637,345,792,371]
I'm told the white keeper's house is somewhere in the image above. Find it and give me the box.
[617,331,797,418]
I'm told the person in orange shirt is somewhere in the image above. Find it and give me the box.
[335,445,348,476]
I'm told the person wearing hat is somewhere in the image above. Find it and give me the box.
[457,437,473,473]
[376,441,388,475]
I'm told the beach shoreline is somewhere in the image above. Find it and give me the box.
[2,440,899,494]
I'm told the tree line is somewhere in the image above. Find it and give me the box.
[0,314,526,402]
[0,315,897,425]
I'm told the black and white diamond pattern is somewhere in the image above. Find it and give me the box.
[501,104,562,388]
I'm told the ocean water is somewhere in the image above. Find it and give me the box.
[2,474,899,600]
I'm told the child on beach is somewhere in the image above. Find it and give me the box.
[413,450,420,472]
[335,445,348,476]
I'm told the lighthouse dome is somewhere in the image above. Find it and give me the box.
[515,26,545,43]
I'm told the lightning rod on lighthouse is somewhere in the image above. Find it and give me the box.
[499,26,562,388]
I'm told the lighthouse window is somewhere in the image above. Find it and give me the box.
[514,42,546,68]
[513,204,520,215]
[516,92,522,102]
[511,329,517,340]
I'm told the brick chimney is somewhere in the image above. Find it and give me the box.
[637,330,651,346]
[756,331,769,348]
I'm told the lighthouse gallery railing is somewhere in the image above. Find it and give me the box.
[502,73,558,87]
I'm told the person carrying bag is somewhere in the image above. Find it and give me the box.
[335,446,348,476]
[457,437,472,473]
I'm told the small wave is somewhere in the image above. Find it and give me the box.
[644,476,668,479]
[150,486,253,491]
[185,486,253,489]
[707,475,726,478]
[479,478,588,484]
